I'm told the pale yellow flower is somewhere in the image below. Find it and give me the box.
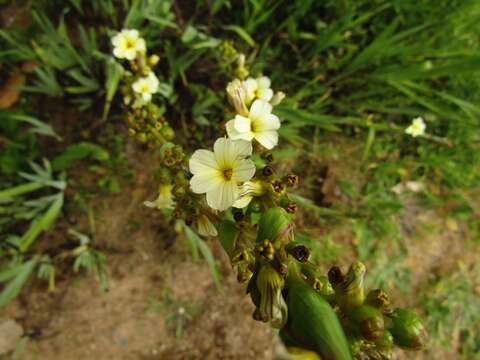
[405,117,426,137]
[132,72,159,102]
[189,138,256,211]
[111,29,146,61]
[245,76,274,104]
[144,184,174,209]
[226,99,280,150]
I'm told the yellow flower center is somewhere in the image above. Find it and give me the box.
[223,168,233,181]
[125,39,136,50]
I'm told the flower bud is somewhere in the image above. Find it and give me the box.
[256,207,292,246]
[333,262,366,311]
[286,242,310,262]
[366,288,393,315]
[196,214,217,237]
[388,308,427,350]
[262,165,274,177]
[375,329,394,358]
[148,54,160,67]
[262,152,274,163]
[255,264,288,328]
[285,275,352,360]
[284,174,299,187]
[270,179,286,196]
[270,91,286,106]
[348,305,384,341]
[161,125,175,140]
[226,79,248,116]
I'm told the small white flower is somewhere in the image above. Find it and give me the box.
[226,99,280,150]
[245,76,274,104]
[111,29,146,61]
[132,72,159,102]
[197,215,218,237]
[189,138,256,211]
[144,184,174,209]
[233,180,265,208]
[405,117,426,137]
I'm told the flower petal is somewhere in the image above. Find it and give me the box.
[255,130,278,150]
[249,100,272,120]
[226,120,253,142]
[189,149,218,174]
[257,76,271,89]
[206,181,239,211]
[257,88,273,101]
[233,195,253,208]
[190,171,222,194]
[233,115,252,133]
[232,158,256,182]
[255,113,280,132]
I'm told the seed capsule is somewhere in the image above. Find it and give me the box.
[255,264,288,328]
[285,275,352,360]
[256,207,292,246]
[366,289,393,315]
[286,242,310,262]
[388,308,427,350]
[348,305,384,341]
[331,262,366,311]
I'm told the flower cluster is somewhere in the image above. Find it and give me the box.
[146,62,427,359]
[111,29,172,148]
[189,75,286,211]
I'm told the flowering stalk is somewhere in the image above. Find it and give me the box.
[111,29,175,149]
[146,57,426,359]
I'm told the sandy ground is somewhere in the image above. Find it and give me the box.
[0,139,474,360]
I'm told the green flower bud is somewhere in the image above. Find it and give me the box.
[332,262,366,311]
[285,268,352,360]
[255,264,288,328]
[375,330,394,358]
[161,125,175,140]
[348,305,384,341]
[388,308,427,350]
[256,207,293,246]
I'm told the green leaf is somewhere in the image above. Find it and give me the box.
[196,236,222,289]
[184,224,199,260]
[224,25,256,46]
[217,220,238,257]
[274,106,342,132]
[103,58,124,120]
[19,193,63,251]
[0,257,38,307]
[184,224,221,288]
[52,142,109,171]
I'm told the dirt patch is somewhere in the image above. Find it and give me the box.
[3,150,273,360]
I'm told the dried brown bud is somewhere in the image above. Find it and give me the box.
[284,174,299,187]
[262,166,274,177]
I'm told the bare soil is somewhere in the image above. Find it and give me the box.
[1,138,475,360]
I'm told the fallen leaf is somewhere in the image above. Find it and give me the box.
[0,73,25,109]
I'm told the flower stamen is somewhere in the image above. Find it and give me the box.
[223,168,233,181]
